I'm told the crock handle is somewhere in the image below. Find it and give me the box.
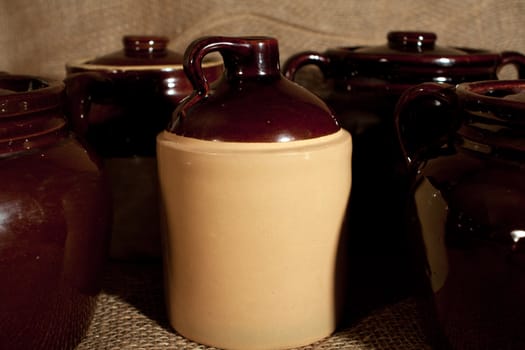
[500,51,525,79]
[282,51,331,81]
[394,82,459,165]
[63,71,113,138]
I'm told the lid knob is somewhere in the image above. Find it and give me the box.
[388,31,436,52]
[123,35,169,57]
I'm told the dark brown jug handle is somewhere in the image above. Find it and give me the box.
[500,51,525,78]
[394,82,459,165]
[63,71,113,138]
[182,36,254,96]
[282,51,331,81]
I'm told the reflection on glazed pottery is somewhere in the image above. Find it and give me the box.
[0,73,111,350]
[414,177,449,293]
[397,80,525,349]
[65,35,223,260]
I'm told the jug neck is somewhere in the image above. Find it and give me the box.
[221,37,281,80]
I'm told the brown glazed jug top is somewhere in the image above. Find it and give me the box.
[169,36,339,142]
[0,75,66,154]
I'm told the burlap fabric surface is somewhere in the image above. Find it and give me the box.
[77,262,431,350]
[1,0,524,79]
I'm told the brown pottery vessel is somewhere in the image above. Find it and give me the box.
[157,36,352,349]
[283,31,525,314]
[0,74,111,350]
[396,80,525,350]
[65,35,223,260]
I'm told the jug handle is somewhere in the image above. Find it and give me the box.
[182,36,254,98]
[63,71,113,138]
[282,51,331,81]
[394,82,459,166]
[500,51,525,78]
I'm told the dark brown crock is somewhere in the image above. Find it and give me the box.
[283,31,525,315]
[0,74,111,350]
[396,80,525,349]
[64,35,223,260]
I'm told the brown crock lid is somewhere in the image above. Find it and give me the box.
[328,31,502,68]
[86,35,184,66]
[353,31,469,56]
[323,31,508,91]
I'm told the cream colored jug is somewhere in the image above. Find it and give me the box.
[157,36,352,350]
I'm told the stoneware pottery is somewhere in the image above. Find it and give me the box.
[283,31,525,313]
[157,36,352,350]
[0,74,111,349]
[65,35,223,260]
[395,80,525,349]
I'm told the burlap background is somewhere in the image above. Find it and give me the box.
[2,1,523,349]
[1,0,524,79]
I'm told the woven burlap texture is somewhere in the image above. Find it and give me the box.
[76,262,430,350]
[1,0,524,79]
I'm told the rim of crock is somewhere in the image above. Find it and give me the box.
[65,58,223,72]
[0,74,64,117]
[457,80,525,105]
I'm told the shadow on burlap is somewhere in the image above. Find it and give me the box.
[76,262,431,350]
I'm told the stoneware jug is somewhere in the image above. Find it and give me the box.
[0,74,111,349]
[157,36,352,350]
[283,31,525,313]
[65,35,223,260]
[395,80,525,349]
